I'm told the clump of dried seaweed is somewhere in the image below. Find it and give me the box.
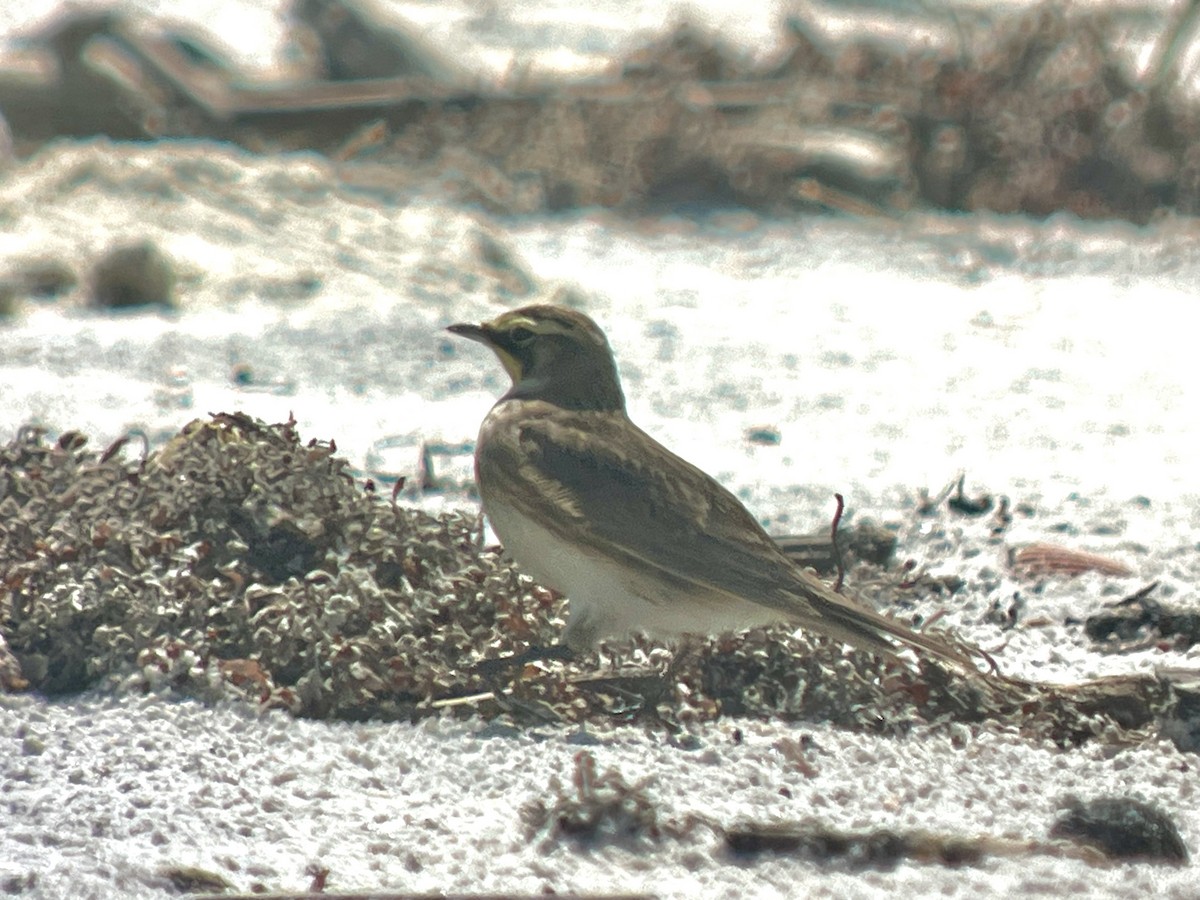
[0,414,558,716]
[522,750,660,846]
[0,414,1190,752]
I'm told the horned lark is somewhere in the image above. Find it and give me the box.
[449,304,972,667]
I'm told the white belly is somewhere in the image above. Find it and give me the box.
[482,494,779,649]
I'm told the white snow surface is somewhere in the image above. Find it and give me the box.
[0,0,1199,892]
[0,134,1196,900]
[0,690,1195,899]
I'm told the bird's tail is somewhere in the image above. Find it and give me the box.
[788,573,979,670]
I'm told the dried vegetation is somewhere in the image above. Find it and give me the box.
[0,414,1195,758]
[0,414,553,716]
[7,2,1200,222]
[385,6,1200,220]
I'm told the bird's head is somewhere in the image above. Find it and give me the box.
[448,304,626,412]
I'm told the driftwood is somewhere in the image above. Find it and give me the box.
[6,2,1200,218]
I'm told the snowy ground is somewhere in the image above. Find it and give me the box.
[0,136,1196,900]
[0,1,1199,895]
[0,688,1194,899]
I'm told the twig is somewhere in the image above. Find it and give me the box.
[831,492,846,592]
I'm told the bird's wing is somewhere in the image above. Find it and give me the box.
[482,404,823,609]
[481,402,975,666]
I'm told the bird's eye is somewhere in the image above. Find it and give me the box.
[510,326,535,345]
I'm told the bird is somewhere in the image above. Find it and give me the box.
[448,303,973,668]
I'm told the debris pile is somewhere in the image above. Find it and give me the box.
[0,414,554,717]
[3,1,1200,220]
[0,414,1193,754]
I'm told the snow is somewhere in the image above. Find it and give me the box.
[0,1,1198,895]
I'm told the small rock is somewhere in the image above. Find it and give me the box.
[89,240,175,309]
[20,735,45,756]
[13,258,77,299]
[745,426,782,446]
[1051,796,1189,863]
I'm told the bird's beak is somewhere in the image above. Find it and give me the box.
[446,322,490,345]
[448,320,523,383]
